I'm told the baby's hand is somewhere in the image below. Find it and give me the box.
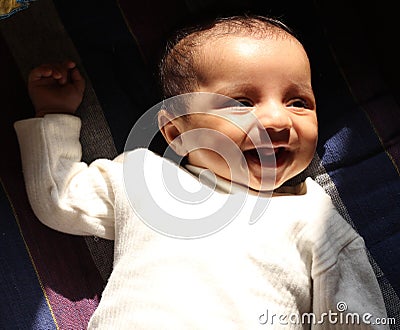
[28,61,86,117]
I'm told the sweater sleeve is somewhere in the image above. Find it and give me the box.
[311,227,389,329]
[14,114,118,239]
[296,179,389,329]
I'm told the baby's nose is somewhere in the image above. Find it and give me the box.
[256,103,293,132]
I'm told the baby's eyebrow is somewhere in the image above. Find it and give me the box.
[289,83,314,96]
[214,84,255,96]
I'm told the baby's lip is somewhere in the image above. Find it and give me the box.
[244,140,289,148]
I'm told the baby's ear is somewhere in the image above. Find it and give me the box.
[158,109,187,156]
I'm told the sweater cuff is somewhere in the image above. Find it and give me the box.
[14,114,81,149]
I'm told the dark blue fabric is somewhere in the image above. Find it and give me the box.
[0,183,56,330]
[319,107,400,296]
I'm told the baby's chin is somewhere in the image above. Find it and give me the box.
[248,182,278,193]
[240,175,276,192]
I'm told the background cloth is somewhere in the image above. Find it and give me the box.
[1,0,399,329]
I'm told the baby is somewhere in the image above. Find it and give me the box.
[15,14,388,329]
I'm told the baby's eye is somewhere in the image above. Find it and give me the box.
[236,99,254,107]
[288,99,309,109]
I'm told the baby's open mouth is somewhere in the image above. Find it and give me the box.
[243,147,285,168]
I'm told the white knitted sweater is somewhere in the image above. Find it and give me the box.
[14,114,388,329]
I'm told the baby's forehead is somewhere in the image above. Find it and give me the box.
[195,34,307,69]
[194,30,303,62]
[190,35,312,98]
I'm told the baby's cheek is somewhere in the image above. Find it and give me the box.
[299,122,318,145]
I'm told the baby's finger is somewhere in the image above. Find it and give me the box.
[70,67,85,92]
[57,60,77,84]
[49,63,71,85]
[63,60,76,69]
[70,66,83,81]
[28,65,54,82]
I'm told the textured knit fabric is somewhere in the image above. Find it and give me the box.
[14,114,388,329]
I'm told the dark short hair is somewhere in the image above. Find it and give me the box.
[159,14,297,99]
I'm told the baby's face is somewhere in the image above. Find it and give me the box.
[164,35,318,190]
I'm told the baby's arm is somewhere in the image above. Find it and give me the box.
[311,213,389,329]
[14,62,117,239]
